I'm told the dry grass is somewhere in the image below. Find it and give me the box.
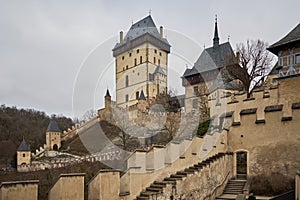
[249,172,294,196]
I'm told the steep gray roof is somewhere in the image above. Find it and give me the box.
[154,66,166,76]
[114,15,169,49]
[17,138,30,152]
[105,89,111,97]
[268,23,300,53]
[209,71,238,93]
[47,120,61,132]
[182,42,236,77]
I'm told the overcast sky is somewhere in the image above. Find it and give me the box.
[0,0,299,118]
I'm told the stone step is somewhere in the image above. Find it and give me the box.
[136,196,149,200]
[170,174,185,179]
[150,183,165,189]
[146,187,162,192]
[153,181,166,186]
[183,168,195,174]
[176,171,188,176]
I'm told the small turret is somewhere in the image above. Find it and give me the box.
[105,89,112,109]
[17,138,31,166]
[46,120,61,151]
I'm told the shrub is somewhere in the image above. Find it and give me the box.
[249,172,294,196]
[196,119,210,136]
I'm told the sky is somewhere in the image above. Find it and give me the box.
[0,0,299,118]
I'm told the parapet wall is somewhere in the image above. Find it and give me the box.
[48,173,85,200]
[0,180,39,200]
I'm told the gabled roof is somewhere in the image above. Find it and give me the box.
[46,120,61,132]
[268,23,300,54]
[182,42,236,77]
[154,66,166,76]
[17,138,30,152]
[113,15,170,50]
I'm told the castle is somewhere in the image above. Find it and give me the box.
[5,16,300,200]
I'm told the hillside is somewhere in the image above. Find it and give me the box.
[0,104,74,167]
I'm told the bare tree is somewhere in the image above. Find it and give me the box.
[112,107,134,150]
[81,109,97,122]
[228,39,274,98]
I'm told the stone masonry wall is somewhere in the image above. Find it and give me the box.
[0,180,39,200]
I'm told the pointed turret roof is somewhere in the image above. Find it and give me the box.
[139,90,146,100]
[105,89,111,97]
[213,16,220,47]
[46,120,61,132]
[17,138,30,152]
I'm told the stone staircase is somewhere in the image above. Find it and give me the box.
[216,175,247,200]
[134,152,230,200]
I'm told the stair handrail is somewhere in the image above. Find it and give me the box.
[203,170,231,200]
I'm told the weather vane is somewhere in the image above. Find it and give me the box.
[228,35,230,42]
[215,14,217,23]
[149,9,152,16]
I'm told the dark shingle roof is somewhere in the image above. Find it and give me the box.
[268,23,300,53]
[114,15,169,49]
[209,71,239,93]
[139,90,146,100]
[182,42,236,77]
[17,138,30,152]
[105,89,111,97]
[47,120,61,132]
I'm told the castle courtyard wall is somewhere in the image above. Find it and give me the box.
[48,173,85,200]
[0,180,38,200]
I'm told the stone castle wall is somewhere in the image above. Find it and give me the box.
[0,180,39,200]
[48,173,85,200]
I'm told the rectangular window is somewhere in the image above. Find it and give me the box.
[154,49,157,54]
[154,57,156,64]
[129,53,132,57]
[158,59,160,65]
[134,59,137,66]
[137,49,139,53]
[125,75,129,87]
[193,86,199,95]
[295,54,300,64]
[125,94,129,102]
[136,91,139,99]
[140,56,142,64]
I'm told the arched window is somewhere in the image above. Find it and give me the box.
[134,58,137,66]
[125,75,129,87]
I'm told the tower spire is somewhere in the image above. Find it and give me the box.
[213,15,220,47]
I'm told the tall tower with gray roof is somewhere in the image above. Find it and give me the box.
[45,120,61,151]
[112,14,171,108]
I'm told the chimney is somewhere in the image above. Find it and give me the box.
[236,52,240,64]
[120,31,123,44]
[160,26,163,38]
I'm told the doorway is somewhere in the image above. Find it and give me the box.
[236,151,247,175]
[53,144,58,151]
